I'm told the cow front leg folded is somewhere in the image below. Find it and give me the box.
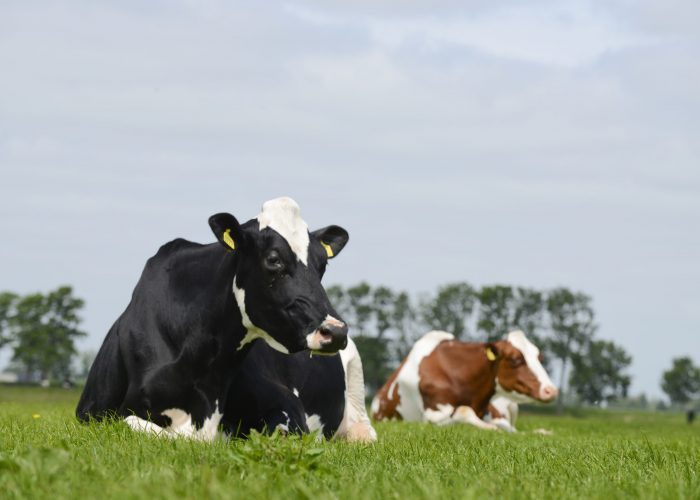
[451,405,500,430]
[261,407,309,436]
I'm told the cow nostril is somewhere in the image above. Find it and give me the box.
[542,386,558,399]
[318,326,334,340]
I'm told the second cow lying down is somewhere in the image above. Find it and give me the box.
[371,330,557,430]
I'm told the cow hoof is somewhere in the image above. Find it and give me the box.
[343,422,377,443]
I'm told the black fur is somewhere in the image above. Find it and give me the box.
[223,339,346,439]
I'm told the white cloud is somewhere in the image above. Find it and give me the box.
[289,1,666,67]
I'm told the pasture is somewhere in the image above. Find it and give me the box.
[1,386,698,499]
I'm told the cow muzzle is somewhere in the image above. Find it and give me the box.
[539,384,559,402]
[306,317,348,354]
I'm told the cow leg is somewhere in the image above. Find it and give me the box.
[487,402,517,433]
[124,415,170,437]
[423,403,457,426]
[452,406,499,430]
[223,379,309,437]
[334,337,377,443]
[259,388,309,436]
[262,407,307,435]
[490,417,517,432]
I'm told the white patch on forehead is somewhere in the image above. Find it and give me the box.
[233,279,289,354]
[506,330,555,389]
[257,197,310,265]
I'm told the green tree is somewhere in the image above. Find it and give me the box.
[391,291,416,361]
[372,286,395,339]
[476,286,545,341]
[346,282,373,336]
[10,286,87,383]
[325,285,348,318]
[569,340,632,404]
[546,288,597,413]
[421,282,475,339]
[0,292,18,348]
[661,357,700,405]
[511,287,545,340]
[476,285,515,341]
[353,335,392,394]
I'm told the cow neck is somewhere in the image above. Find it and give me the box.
[214,249,248,352]
[451,341,500,416]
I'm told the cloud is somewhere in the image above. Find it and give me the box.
[0,0,698,398]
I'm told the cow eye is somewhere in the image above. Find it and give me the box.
[510,358,525,367]
[264,251,284,272]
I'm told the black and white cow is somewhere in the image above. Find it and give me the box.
[223,336,376,442]
[76,197,350,440]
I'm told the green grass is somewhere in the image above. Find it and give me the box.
[1,385,698,499]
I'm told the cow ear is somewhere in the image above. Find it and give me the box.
[485,343,499,362]
[311,225,349,259]
[209,213,243,251]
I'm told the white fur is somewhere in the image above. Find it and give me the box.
[485,395,519,432]
[506,330,555,390]
[124,401,223,442]
[393,330,454,422]
[276,411,291,433]
[233,279,289,354]
[257,197,310,265]
[306,315,345,351]
[306,413,325,435]
[334,337,377,442]
[370,394,380,417]
[424,403,455,425]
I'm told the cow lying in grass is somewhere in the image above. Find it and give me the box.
[371,330,557,430]
[77,197,351,441]
[223,337,376,442]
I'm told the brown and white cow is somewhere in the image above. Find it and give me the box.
[371,330,557,430]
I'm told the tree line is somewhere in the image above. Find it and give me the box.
[0,283,698,408]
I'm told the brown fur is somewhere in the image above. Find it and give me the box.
[371,357,407,420]
[418,340,501,418]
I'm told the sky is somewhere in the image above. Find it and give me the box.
[1,0,698,399]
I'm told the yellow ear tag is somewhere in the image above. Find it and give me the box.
[320,241,334,258]
[223,229,236,250]
[486,347,496,361]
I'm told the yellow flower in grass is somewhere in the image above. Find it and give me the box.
[32,413,41,419]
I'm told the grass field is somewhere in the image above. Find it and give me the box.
[1,385,698,499]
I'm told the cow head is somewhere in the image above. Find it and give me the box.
[492,330,558,404]
[209,197,349,355]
